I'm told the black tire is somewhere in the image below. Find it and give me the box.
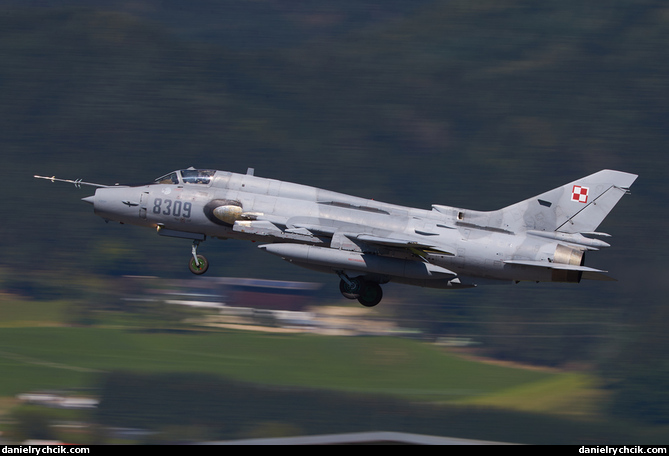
[339,277,364,299]
[357,282,383,307]
[189,254,209,275]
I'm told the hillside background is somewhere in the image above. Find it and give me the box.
[1,0,668,430]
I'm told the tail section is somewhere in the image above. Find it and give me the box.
[502,169,638,233]
[443,170,638,234]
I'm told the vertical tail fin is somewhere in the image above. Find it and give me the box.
[501,169,638,233]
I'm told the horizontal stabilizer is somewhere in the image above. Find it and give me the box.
[581,271,617,281]
[526,230,610,249]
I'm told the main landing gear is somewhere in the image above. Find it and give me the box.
[337,272,383,307]
[189,240,209,275]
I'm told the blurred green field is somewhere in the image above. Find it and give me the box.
[6,297,667,445]
[0,326,553,400]
[0,297,70,328]
[0,296,604,417]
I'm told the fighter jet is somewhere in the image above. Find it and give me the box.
[35,168,637,307]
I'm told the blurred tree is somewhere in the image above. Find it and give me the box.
[608,360,669,425]
[9,408,58,442]
[0,0,666,373]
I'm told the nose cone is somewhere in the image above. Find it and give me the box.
[82,195,95,205]
[90,186,149,226]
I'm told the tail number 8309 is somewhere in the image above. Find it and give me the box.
[153,198,192,218]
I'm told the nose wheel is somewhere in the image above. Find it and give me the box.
[189,240,209,275]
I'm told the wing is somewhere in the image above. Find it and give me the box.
[503,259,615,281]
[353,234,455,256]
[503,259,606,273]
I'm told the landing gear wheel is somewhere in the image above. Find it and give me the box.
[357,282,383,307]
[189,254,209,275]
[339,277,364,299]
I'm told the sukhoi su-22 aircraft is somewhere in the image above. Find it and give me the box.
[35,168,637,307]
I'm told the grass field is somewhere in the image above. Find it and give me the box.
[0,326,556,401]
[0,297,70,328]
[3,296,667,444]
[0,296,600,414]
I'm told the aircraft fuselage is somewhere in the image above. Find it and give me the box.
[39,167,636,306]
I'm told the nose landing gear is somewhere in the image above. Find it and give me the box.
[189,240,209,275]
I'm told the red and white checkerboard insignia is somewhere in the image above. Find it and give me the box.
[571,185,589,203]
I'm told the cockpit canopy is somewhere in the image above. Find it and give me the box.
[154,168,216,186]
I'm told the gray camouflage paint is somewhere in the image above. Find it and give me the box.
[40,168,637,305]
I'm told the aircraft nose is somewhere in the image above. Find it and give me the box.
[81,195,95,205]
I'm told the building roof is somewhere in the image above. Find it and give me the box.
[202,431,512,445]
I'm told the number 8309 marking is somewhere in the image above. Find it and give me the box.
[153,198,192,218]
